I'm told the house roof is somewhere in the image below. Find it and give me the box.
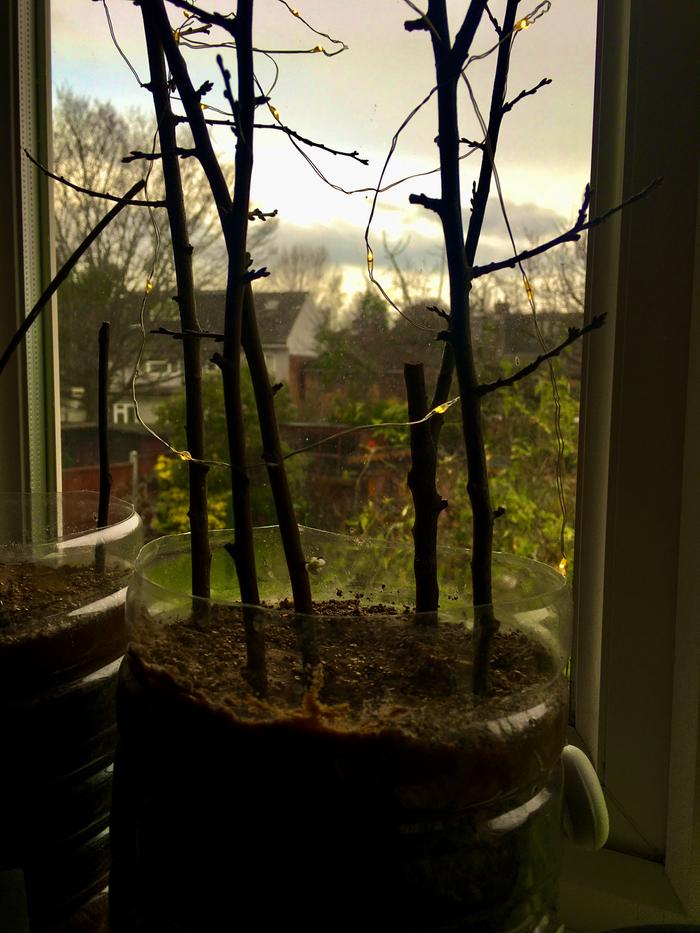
[194,290,309,346]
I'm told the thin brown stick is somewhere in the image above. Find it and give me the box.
[95,321,112,575]
[122,147,197,163]
[141,0,211,600]
[216,3,261,607]
[164,0,236,32]
[476,314,607,396]
[253,123,368,163]
[154,4,233,215]
[152,0,259,604]
[23,149,162,206]
[0,179,145,378]
[472,177,663,278]
[406,0,516,687]
[426,0,496,695]
[241,285,313,616]
[502,76,552,114]
[241,285,317,672]
[404,363,446,617]
[428,0,519,427]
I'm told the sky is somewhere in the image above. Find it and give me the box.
[50,0,597,299]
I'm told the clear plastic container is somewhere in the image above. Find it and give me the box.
[111,526,570,933]
[0,491,142,931]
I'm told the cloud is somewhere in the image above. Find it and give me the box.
[475,197,566,245]
[265,194,566,288]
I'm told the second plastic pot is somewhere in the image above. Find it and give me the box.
[0,491,142,930]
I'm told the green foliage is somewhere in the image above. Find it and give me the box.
[328,397,410,447]
[334,363,580,571]
[310,281,583,570]
[313,288,444,403]
[152,371,306,535]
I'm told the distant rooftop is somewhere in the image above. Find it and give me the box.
[195,291,309,345]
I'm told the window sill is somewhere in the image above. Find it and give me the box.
[560,843,697,932]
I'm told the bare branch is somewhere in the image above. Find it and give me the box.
[95,321,112,575]
[465,0,519,264]
[472,177,663,278]
[429,0,518,453]
[575,183,591,226]
[151,325,223,341]
[426,304,449,321]
[140,0,211,600]
[405,362,443,616]
[24,148,164,207]
[476,314,607,396]
[502,76,552,114]
[164,0,237,35]
[249,207,278,222]
[122,147,197,163]
[382,232,412,306]
[408,192,442,214]
[154,1,233,214]
[404,17,431,32]
[255,122,369,164]
[0,179,146,377]
[484,3,501,34]
[452,0,488,71]
[242,266,270,283]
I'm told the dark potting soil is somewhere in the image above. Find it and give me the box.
[0,560,130,929]
[0,561,129,693]
[110,601,567,932]
[129,596,557,740]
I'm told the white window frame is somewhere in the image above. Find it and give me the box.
[0,0,59,497]
[564,0,700,927]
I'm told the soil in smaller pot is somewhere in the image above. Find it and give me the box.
[111,598,567,933]
[0,561,129,694]
[0,559,131,931]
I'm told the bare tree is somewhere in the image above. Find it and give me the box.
[52,89,276,419]
[257,243,343,317]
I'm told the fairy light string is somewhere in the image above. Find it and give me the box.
[456,3,568,573]
[101,0,569,572]
[362,1,552,332]
[373,1,568,573]
[101,0,358,469]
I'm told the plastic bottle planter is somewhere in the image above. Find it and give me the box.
[110,526,571,933]
[0,492,142,931]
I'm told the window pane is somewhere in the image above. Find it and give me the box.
[50,1,597,563]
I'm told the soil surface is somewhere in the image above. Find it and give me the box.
[0,561,129,693]
[0,561,127,636]
[131,597,558,742]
